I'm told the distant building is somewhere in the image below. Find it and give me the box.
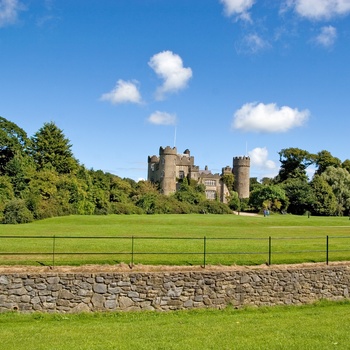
[147,146,250,202]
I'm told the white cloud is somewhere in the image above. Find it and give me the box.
[232,102,310,133]
[293,0,350,20]
[237,33,271,54]
[0,0,23,27]
[147,111,177,126]
[249,147,277,170]
[220,0,255,21]
[148,51,192,100]
[315,25,337,47]
[100,79,142,105]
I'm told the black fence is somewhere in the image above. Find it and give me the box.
[0,235,350,267]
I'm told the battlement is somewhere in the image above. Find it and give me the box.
[159,146,177,155]
[233,156,250,167]
[148,155,159,163]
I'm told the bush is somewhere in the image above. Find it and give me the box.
[197,200,232,214]
[2,199,34,224]
[110,202,143,214]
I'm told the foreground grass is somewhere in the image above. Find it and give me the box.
[0,300,349,350]
[0,214,350,266]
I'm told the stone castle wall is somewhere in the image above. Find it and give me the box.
[1,264,349,313]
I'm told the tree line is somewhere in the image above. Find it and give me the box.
[1,116,350,223]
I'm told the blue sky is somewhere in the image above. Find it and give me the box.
[1,0,350,181]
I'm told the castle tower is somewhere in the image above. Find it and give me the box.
[147,155,159,182]
[159,146,177,195]
[233,156,250,198]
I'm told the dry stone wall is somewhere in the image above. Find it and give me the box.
[1,265,349,313]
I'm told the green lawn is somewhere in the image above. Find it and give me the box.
[0,214,350,266]
[0,300,349,350]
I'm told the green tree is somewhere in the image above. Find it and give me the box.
[310,175,337,216]
[26,169,60,219]
[110,176,133,203]
[5,151,35,196]
[250,177,260,191]
[0,176,14,218]
[342,159,350,174]
[228,191,240,211]
[249,185,288,212]
[315,150,341,175]
[277,148,315,182]
[0,117,30,174]
[282,178,313,215]
[173,179,205,205]
[321,166,350,215]
[221,173,234,191]
[30,122,78,174]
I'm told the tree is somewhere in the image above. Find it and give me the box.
[221,173,234,191]
[228,191,240,211]
[310,175,337,216]
[0,117,30,174]
[173,179,205,205]
[0,176,14,204]
[282,178,313,215]
[5,151,35,196]
[321,166,350,215]
[277,148,315,182]
[249,177,261,191]
[249,185,288,212]
[315,150,341,175]
[342,159,350,174]
[30,122,78,174]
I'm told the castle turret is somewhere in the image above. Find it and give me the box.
[233,156,250,199]
[159,146,177,195]
[148,155,159,182]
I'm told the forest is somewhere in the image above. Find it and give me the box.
[1,116,350,224]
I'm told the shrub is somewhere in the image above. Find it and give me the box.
[197,200,232,214]
[110,202,143,214]
[2,199,34,224]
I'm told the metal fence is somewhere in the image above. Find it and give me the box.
[0,235,350,267]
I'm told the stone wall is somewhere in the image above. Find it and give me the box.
[1,265,349,313]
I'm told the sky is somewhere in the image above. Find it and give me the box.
[1,0,350,181]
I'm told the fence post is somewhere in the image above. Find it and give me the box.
[203,236,206,268]
[268,236,272,266]
[52,235,56,268]
[131,236,134,267]
[326,235,329,265]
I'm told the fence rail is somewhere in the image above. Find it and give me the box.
[0,235,350,267]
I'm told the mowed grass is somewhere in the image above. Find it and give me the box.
[0,214,350,266]
[0,300,350,350]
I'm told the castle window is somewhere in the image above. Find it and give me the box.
[151,163,155,171]
[205,190,216,200]
[179,170,185,179]
[204,180,216,186]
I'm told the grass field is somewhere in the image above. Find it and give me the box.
[0,214,350,266]
[0,300,349,349]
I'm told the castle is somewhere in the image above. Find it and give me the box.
[148,146,250,202]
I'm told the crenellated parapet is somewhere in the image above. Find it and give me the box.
[159,146,177,155]
[148,155,159,163]
[233,156,250,167]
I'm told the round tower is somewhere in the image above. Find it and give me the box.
[148,155,159,182]
[233,156,250,199]
[159,146,177,195]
